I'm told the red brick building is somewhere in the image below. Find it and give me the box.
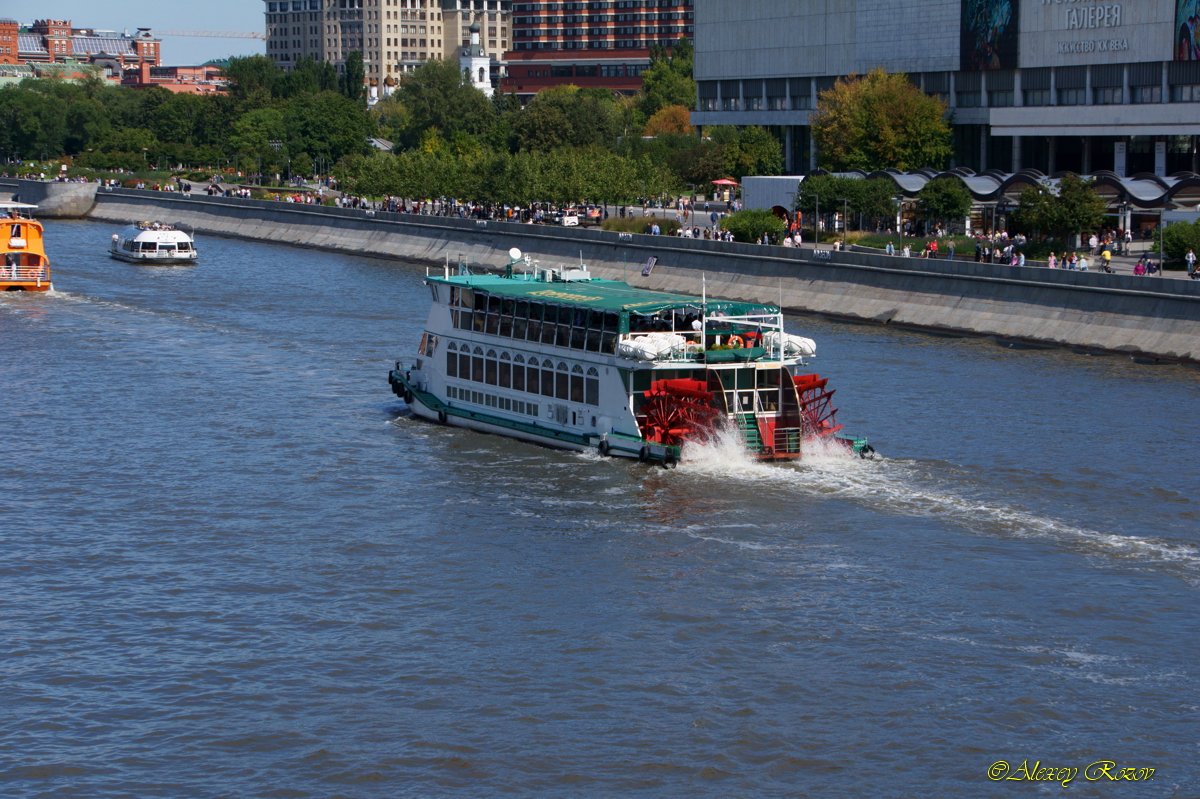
[501,0,692,100]
[15,19,161,71]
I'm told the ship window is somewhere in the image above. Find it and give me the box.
[429,284,440,303]
[570,364,584,403]
[585,367,599,405]
[557,320,573,348]
[499,352,512,388]
[446,348,458,377]
[513,312,527,339]
[472,309,485,332]
[527,304,543,341]
[485,349,498,385]
[570,324,586,350]
[450,287,460,306]
[541,310,558,344]
[488,295,502,313]
[526,362,540,394]
[542,366,556,397]
[499,310,513,338]
[461,288,475,309]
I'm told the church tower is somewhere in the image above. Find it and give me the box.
[459,20,492,98]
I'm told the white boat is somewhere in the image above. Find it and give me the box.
[389,249,870,466]
[110,221,198,264]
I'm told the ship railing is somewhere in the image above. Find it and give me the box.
[1,264,51,282]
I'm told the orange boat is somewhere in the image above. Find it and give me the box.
[0,202,53,292]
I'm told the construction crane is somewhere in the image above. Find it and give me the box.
[157,31,265,40]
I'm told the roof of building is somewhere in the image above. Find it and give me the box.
[809,168,1200,209]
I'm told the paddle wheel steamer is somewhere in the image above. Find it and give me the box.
[389,251,870,466]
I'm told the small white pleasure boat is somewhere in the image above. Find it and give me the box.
[110,221,198,264]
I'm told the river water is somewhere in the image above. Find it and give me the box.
[2,219,1197,798]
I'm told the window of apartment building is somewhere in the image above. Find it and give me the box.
[698,80,717,111]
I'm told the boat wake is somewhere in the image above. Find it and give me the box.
[678,430,1200,579]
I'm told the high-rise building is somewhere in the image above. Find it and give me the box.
[501,0,693,100]
[692,1,1200,177]
[263,0,511,102]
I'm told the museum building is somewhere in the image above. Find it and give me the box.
[691,1,1200,177]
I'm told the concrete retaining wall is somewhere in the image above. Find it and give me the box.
[14,180,97,217]
[83,188,1200,363]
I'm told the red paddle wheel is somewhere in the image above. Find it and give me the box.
[792,373,844,439]
[639,378,722,448]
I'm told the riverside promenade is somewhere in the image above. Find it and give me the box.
[5,179,1197,364]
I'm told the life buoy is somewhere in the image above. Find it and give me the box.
[437,410,448,424]
[727,335,745,349]
[598,440,611,457]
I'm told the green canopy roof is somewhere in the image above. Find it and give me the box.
[431,273,776,316]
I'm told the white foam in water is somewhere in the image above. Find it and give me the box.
[817,456,1200,575]
[678,424,1200,577]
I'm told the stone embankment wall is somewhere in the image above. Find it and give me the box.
[20,182,1199,363]
[13,179,98,218]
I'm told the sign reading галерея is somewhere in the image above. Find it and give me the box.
[1019,0,1174,67]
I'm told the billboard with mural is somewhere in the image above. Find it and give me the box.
[1178,0,1200,59]
[961,0,1019,70]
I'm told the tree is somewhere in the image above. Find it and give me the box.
[916,177,972,232]
[727,126,783,178]
[720,209,786,244]
[224,55,278,106]
[513,86,622,152]
[340,51,366,104]
[810,68,952,171]
[639,37,695,118]
[1161,218,1200,269]
[392,59,495,148]
[643,104,693,137]
[1013,174,1106,244]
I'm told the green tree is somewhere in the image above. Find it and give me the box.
[393,59,495,148]
[795,174,862,237]
[916,177,972,231]
[284,91,372,165]
[721,209,786,244]
[1013,174,1106,244]
[1161,218,1200,269]
[811,68,952,171]
[340,51,366,103]
[639,37,695,118]
[727,126,783,178]
[513,86,622,152]
[224,55,278,106]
